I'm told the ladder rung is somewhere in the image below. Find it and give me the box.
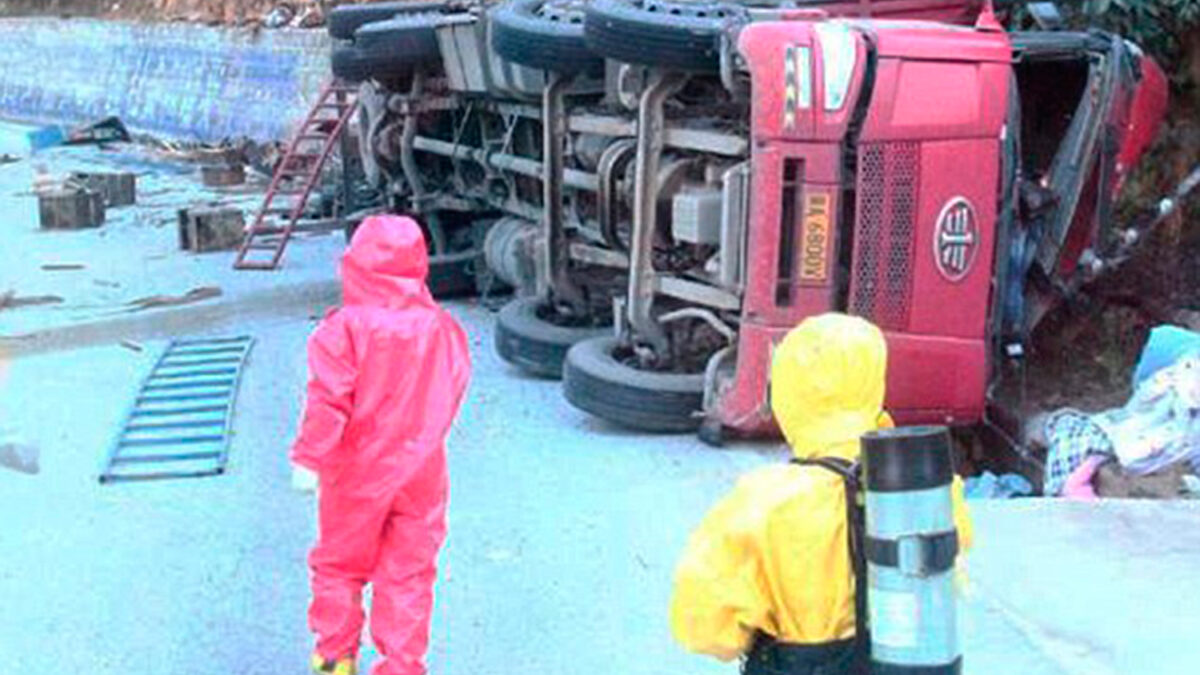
[100,467,223,482]
[126,419,225,432]
[131,404,229,417]
[297,133,328,141]
[151,367,237,380]
[113,450,222,463]
[143,379,235,392]
[158,356,242,368]
[167,345,247,356]
[234,260,279,270]
[172,337,250,347]
[138,392,229,404]
[119,433,225,448]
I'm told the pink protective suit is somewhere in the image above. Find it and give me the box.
[291,215,471,675]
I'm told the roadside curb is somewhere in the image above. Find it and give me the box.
[0,279,340,358]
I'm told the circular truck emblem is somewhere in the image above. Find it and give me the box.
[933,197,979,282]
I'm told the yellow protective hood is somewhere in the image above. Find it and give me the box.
[770,313,888,461]
[669,314,971,660]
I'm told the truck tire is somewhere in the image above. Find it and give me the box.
[331,44,379,82]
[332,14,444,81]
[491,0,603,74]
[355,14,443,61]
[496,298,611,378]
[328,0,450,40]
[562,336,705,432]
[584,0,736,72]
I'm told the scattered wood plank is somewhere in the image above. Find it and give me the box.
[124,286,222,312]
[0,291,65,311]
[119,339,144,352]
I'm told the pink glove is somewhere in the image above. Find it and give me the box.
[1062,455,1107,500]
[291,464,318,494]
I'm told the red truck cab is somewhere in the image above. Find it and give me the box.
[715,13,1165,433]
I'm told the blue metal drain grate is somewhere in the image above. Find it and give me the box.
[100,336,254,483]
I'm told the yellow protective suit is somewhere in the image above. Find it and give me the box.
[669,313,973,661]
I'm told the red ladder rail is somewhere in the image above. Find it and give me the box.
[234,80,359,270]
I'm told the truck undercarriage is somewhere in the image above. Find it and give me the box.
[330,0,1166,441]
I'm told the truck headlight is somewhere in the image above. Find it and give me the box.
[815,23,857,111]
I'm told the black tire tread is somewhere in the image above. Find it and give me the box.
[332,44,399,82]
[331,14,443,81]
[563,336,704,432]
[491,0,601,73]
[353,14,443,61]
[583,0,733,72]
[328,0,449,40]
[495,298,610,378]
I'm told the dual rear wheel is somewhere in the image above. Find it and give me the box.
[494,299,707,433]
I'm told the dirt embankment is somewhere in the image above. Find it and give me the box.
[1027,25,1200,414]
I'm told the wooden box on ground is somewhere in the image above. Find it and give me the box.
[200,164,246,187]
[178,206,245,253]
[70,172,136,207]
[39,189,105,229]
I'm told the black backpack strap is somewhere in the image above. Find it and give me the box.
[792,456,869,674]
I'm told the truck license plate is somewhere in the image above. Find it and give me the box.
[800,192,832,283]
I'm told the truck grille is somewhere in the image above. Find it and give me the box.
[851,142,918,331]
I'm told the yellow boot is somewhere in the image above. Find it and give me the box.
[310,653,356,675]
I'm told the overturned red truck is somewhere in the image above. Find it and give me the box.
[331,0,1166,441]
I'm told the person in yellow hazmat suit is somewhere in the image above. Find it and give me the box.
[669,313,972,675]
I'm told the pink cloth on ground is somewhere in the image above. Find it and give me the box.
[1062,455,1107,500]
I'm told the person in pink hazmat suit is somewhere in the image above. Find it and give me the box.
[291,215,471,675]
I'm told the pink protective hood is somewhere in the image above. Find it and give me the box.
[340,215,436,310]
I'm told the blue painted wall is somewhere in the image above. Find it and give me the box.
[0,18,331,142]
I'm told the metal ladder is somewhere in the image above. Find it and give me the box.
[100,336,254,483]
[234,79,359,270]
